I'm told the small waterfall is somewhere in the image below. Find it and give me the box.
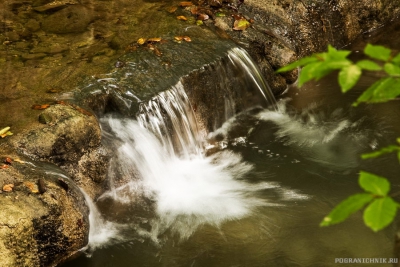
[88,46,300,245]
[137,82,202,158]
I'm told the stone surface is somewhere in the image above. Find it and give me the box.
[0,0,400,265]
[41,5,94,34]
[9,104,108,199]
[0,155,89,267]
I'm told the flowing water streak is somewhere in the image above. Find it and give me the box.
[95,49,312,242]
[137,82,202,158]
[227,47,277,108]
[99,79,284,240]
[80,189,122,253]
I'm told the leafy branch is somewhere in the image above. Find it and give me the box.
[277,44,400,232]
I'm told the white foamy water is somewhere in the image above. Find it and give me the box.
[101,117,278,239]
[80,190,122,253]
[209,101,377,170]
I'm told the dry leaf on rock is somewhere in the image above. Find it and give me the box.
[24,182,39,193]
[177,16,188,21]
[180,1,193,7]
[3,184,14,192]
[233,18,251,31]
[31,104,50,110]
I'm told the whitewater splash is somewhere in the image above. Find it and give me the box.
[209,100,378,170]
[101,116,280,240]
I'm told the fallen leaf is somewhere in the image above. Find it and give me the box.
[13,158,25,164]
[137,38,146,45]
[0,127,10,135]
[174,36,183,41]
[177,15,188,21]
[183,36,192,42]
[32,104,50,110]
[147,37,162,42]
[46,88,62,93]
[233,18,251,31]
[190,7,198,15]
[56,100,67,105]
[180,1,193,7]
[0,130,13,138]
[216,12,225,17]
[198,13,209,21]
[125,44,138,52]
[3,184,14,192]
[167,6,178,13]
[153,47,162,57]
[70,104,93,116]
[147,43,155,50]
[4,158,12,165]
[0,164,9,169]
[196,20,203,26]
[24,182,39,193]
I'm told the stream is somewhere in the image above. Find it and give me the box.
[2,0,400,266]
[61,28,400,267]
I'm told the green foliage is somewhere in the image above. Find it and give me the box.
[364,196,397,232]
[361,145,400,161]
[277,43,400,232]
[320,193,373,226]
[276,43,400,106]
[320,171,399,232]
[364,43,391,61]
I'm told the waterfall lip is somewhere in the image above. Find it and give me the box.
[227,46,277,109]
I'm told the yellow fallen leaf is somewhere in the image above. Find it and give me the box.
[177,16,188,21]
[0,127,10,135]
[233,18,251,31]
[13,158,25,164]
[0,131,12,138]
[3,184,14,192]
[147,37,162,42]
[24,182,39,193]
[137,38,146,45]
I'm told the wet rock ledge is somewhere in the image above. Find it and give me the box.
[0,0,399,266]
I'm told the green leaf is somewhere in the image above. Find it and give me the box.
[323,59,352,70]
[326,45,351,60]
[398,151,400,164]
[363,196,398,232]
[370,77,400,102]
[276,56,319,73]
[384,63,400,76]
[338,64,362,92]
[364,44,392,61]
[353,78,383,106]
[359,171,390,196]
[356,59,382,71]
[353,77,399,106]
[320,193,373,227]
[298,61,326,86]
[361,145,400,159]
[392,53,400,64]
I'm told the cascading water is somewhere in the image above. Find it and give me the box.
[84,47,306,247]
[99,82,293,241]
[62,43,398,267]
